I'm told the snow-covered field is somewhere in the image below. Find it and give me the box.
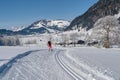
[0,46,120,80]
[64,47,120,80]
[0,46,45,66]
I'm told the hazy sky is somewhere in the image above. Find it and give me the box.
[0,0,98,29]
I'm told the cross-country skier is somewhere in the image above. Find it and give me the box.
[47,40,52,51]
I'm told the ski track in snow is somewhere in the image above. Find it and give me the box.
[55,50,85,80]
[61,50,115,80]
[0,49,73,80]
[0,48,116,80]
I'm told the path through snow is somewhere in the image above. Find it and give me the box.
[0,49,72,80]
[0,47,119,80]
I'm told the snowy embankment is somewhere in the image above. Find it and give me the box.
[0,46,43,66]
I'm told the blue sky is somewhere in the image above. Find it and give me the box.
[0,0,98,29]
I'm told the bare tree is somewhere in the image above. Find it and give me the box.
[70,33,78,47]
[92,16,120,48]
[0,36,20,46]
[61,33,68,47]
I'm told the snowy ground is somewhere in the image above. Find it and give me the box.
[64,47,120,80]
[0,46,43,66]
[0,46,120,80]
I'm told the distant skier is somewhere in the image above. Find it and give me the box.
[48,41,52,51]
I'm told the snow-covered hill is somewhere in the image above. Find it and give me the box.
[31,19,70,29]
[11,26,26,32]
[12,19,70,35]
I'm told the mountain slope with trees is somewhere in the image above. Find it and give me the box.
[66,0,120,30]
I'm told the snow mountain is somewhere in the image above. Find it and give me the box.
[11,26,26,32]
[66,0,120,30]
[0,19,70,35]
[15,19,70,35]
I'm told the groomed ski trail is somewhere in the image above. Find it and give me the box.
[0,49,115,80]
[58,50,115,80]
[55,50,85,80]
[0,49,73,80]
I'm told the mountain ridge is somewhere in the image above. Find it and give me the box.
[0,19,70,35]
